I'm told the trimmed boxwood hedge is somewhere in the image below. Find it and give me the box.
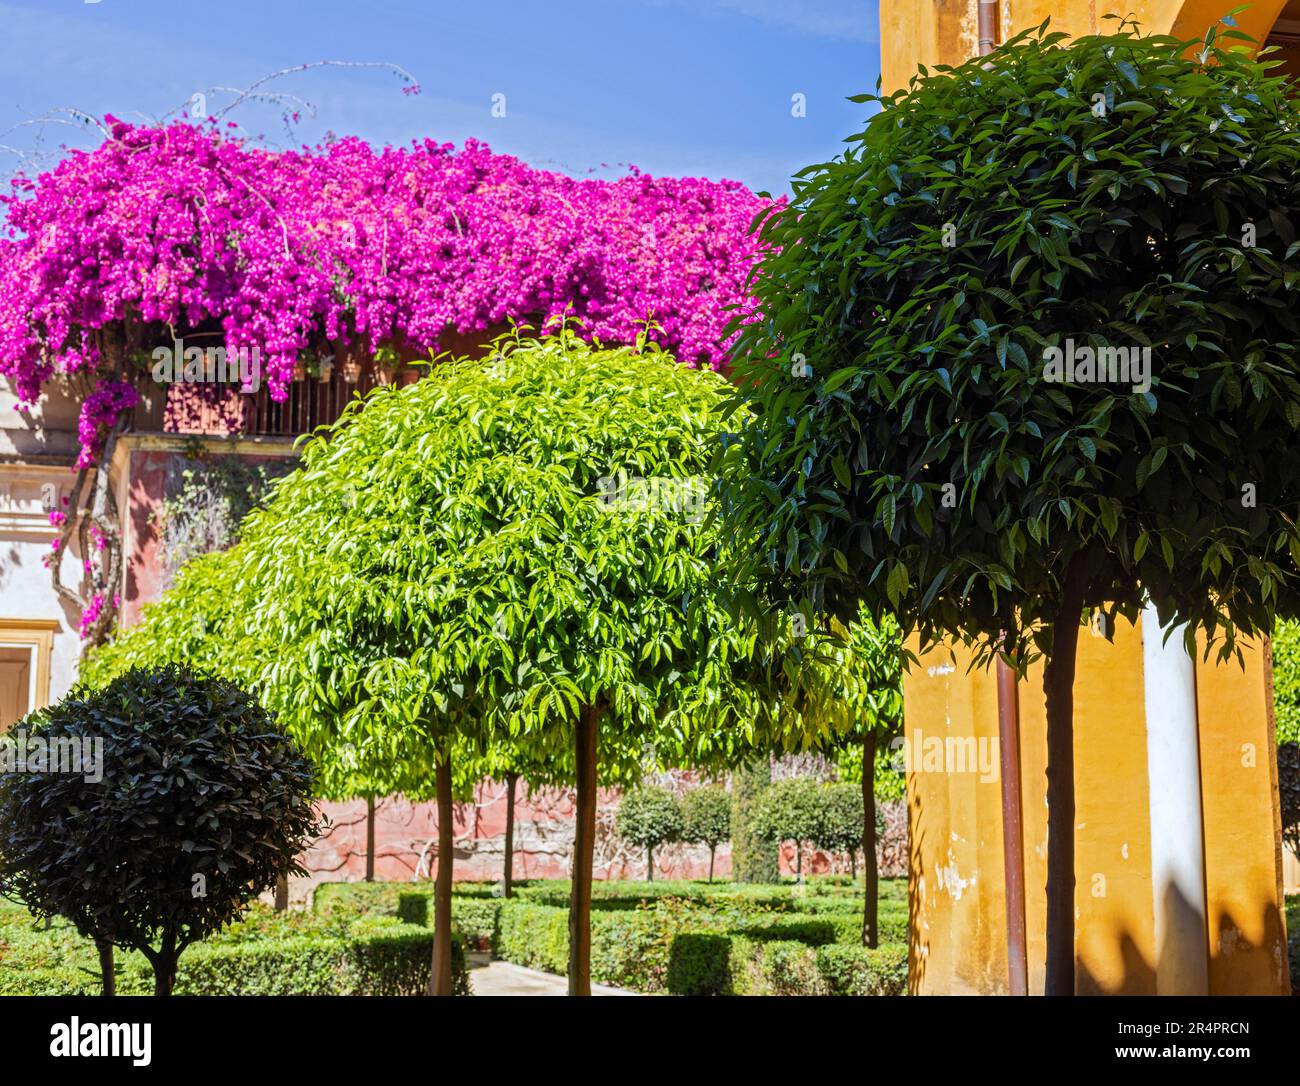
[307,878,910,996]
[0,899,469,996]
[491,899,908,995]
[665,933,908,995]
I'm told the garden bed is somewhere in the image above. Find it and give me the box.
[315,876,909,995]
[0,897,468,996]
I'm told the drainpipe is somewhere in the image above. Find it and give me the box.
[978,0,1000,57]
[997,658,1029,995]
[979,0,1025,996]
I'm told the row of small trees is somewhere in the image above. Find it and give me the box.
[615,785,731,881]
[616,778,878,884]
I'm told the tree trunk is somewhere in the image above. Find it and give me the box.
[273,873,288,912]
[862,731,879,948]
[97,939,115,997]
[153,962,175,997]
[1043,553,1089,996]
[795,842,802,879]
[708,845,715,884]
[152,929,177,996]
[429,754,455,996]
[568,705,598,996]
[647,844,654,882]
[504,772,518,899]
[365,795,376,882]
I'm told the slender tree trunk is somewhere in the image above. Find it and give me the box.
[429,754,455,996]
[97,939,115,997]
[365,795,376,882]
[862,730,879,948]
[568,705,598,996]
[504,772,518,899]
[153,929,177,996]
[153,962,175,997]
[647,845,654,882]
[1043,553,1089,996]
[708,845,715,884]
[795,842,802,879]
[274,873,288,912]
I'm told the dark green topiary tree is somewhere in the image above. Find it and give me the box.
[679,786,732,882]
[616,785,683,882]
[0,666,319,995]
[724,20,1300,994]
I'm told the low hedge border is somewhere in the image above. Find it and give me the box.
[0,905,469,996]
[666,933,908,996]
[491,900,907,995]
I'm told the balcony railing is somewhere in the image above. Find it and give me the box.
[160,366,403,439]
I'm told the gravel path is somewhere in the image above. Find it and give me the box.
[466,954,638,996]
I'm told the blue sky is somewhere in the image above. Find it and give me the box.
[0,0,881,196]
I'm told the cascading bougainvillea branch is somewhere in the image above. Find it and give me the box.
[0,118,774,645]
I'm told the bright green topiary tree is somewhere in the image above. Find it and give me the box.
[220,327,757,996]
[723,21,1300,994]
[750,777,823,880]
[615,785,683,881]
[679,785,731,882]
[814,782,867,873]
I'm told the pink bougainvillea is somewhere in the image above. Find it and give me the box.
[0,119,774,464]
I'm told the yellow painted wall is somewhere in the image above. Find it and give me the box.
[902,643,1006,994]
[879,0,1291,92]
[1195,635,1291,994]
[904,620,1291,994]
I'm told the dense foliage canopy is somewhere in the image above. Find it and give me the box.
[0,666,318,993]
[724,23,1300,666]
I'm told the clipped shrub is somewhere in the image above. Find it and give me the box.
[1279,742,1300,862]
[666,933,738,996]
[750,778,824,877]
[1274,620,1300,746]
[0,665,318,995]
[680,786,732,882]
[816,943,909,996]
[451,897,504,950]
[616,785,684,881]
[731,758,779,883]
[493,902,571,975]
[0,899,470,996]
[396,891,429,928]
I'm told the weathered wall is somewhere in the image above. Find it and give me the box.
[0,379,91,710]
[288,784,910,901]
[879,0,1291,93]
[903,619,1291,995]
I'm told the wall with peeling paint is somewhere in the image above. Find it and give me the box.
[904,618,1291,994]
[879,0,1292,93]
